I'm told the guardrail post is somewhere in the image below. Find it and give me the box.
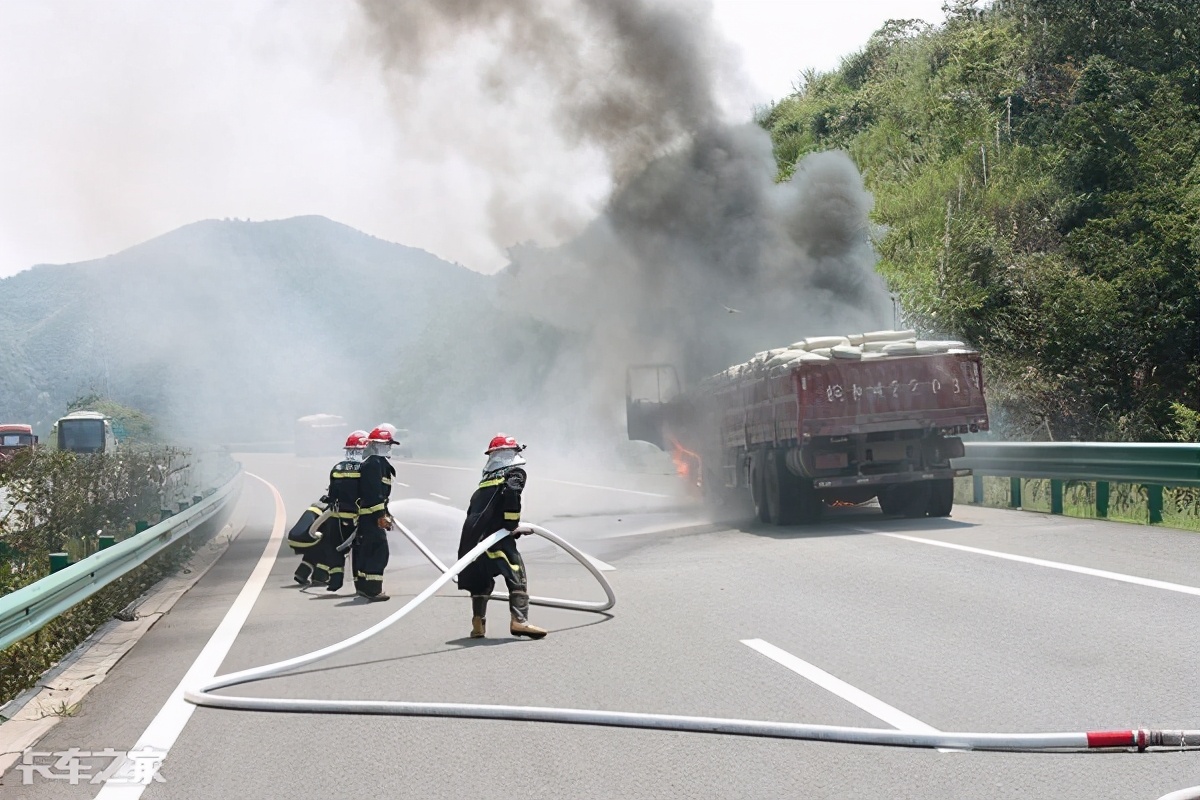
[1096,482,1109,518]
[98,534,116,550]
[1050,480,1063,515]
[1147,485,1164,524]
[49,552,69,573]
[972,475,984,504]
[192,494,203,506]
[160,508,172,522]
[179,501,189,512]
[1009,477,1022,509]
[135,520,149,533]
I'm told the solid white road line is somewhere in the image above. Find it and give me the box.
[394,481,410,488]
[94,473,286,798]
[428,493,451,501]
[875,532,1200,597]
[741,639,940,734]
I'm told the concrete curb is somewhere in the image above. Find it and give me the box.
[0,512,246,775]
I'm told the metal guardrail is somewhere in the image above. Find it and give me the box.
[0,468,244,651]
[955,442,1200,522]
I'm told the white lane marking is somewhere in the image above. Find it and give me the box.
[542,477,671,498]
[742,639,940,734]
[874,531,1200,597]
[94,473,286,798]
[394,482,410,488]
[429,493,451,501]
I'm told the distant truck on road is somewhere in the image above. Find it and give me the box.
[52,411,118,454]
[626,330,990,524]
[0,423,38,461]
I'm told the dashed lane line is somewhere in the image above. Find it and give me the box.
[868,531,1200,597]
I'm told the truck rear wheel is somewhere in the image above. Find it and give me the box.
[750,454,771,523]
[880,483,931,518]
[927,478,954,517]
[766,449,821,525]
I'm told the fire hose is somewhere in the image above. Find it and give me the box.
[186,522,1200,760]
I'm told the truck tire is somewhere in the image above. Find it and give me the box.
[878,483,932,518]
[766,449,822,525]
[750,453,771,524]
[927,478,954,517]
[900,481,932,518]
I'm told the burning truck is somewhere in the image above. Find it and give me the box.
[626,330,990,525]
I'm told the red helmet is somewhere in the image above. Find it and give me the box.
[485,433,522,454]
[345,430,368,449]
[366,426,395,444]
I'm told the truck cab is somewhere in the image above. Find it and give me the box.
[0,424,38,461]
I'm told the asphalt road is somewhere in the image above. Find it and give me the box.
[5,452,1200,799]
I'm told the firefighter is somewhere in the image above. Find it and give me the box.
[353,425,397,601]
[286,499,328,586]
[317,429,367,592]
[456,434,547,640]
[286,430,367,587]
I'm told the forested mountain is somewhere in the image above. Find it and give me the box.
[761,0,1200,441]
[0,216,489,442]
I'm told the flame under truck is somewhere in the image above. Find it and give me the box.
[626,330,990,524]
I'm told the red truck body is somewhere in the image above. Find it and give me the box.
[627,341,990,524]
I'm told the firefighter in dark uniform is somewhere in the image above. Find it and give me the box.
[317,429,366,592]
[353,425,397,601]
[287,499,329,586]
[286,430,367,588]
[456,434,547,640]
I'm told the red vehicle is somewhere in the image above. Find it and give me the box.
[0,423,38,461]
[626,332,990,524]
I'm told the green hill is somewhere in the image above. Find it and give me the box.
[0,216,489,442]
[761,0,1200,441]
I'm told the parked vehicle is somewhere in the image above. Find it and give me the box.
[52,411,118,454]
[626,330,989,524]
[294,414,350,457]
[0,423,38,461]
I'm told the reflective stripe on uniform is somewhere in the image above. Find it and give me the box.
[333,511,358,519]
[331,472,360,479]
[316,563,333,571]
[358,503,386,514]
[503,512,520,521]
[288,540,318,549]
[382,477,392,485]
[307,506,323,514]
[326,567,344,575]
[478,477,504,488]
[486,550,521,571]
[360,573,384,580]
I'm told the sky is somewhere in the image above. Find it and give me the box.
[0,0,951,279]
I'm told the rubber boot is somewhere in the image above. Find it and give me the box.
[471,595,488,639]
[294,562,313,586]
[509,591,547,639]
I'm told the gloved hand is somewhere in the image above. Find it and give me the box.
[377,515,394,531]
